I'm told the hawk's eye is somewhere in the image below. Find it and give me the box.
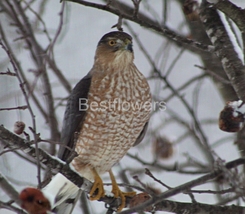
[108,40,116,46]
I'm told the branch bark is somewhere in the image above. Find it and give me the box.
[215,0,245,33]
[214,0,245,65]
[199,1,245,102]
[153,199,243,214]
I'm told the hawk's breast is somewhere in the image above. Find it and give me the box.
[72,65,151,180]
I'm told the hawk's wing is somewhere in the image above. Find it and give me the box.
[133,122,149,147]
[58,72,92,161]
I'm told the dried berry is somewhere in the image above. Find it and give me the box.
[152,136,174,159]
[219,101,245,132]
[129,192,152,212]
[19,188,51,214]
[14,121,25,135]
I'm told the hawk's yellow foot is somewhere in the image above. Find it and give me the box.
[109,170,136,211]
[89,168,105,200]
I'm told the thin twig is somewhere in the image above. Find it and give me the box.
[0,201,27,214]
[0,105,27,111]
[0,70,16,76]
[145,168,171,190]
[48,1,65,58]
[0,172,20,206]
[194,64,231,84]
[132,0,142,18]
[22,0,52,42]
[0,39,41,186]
[0,21,48,121]
[188,188,233,195]
[126,152,210,174]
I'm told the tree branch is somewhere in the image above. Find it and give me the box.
[153,199,244,214]
[214,0,245,64]
[65,0,214,54]
[0,201,27,214]
[199,1,245,101]
[0,125,89,188]
[0,125,135,211]
[214,0,245,33]
[0,172,20,206]
[119,158,245,214]
[1,126,245,213]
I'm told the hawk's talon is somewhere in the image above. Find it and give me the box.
[114,190,136,211]
[89,169,105,201]
[109,170,136,211]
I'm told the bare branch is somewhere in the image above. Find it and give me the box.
[0,105,27,111]
[199,1,245,101]
[111,15,123,31]
[119,158,245,214]
[0,70,16,76]
[214,0,245,33]
[0,201,27,214]
[151,199,244,214]
[0,123,245,213]
[0,172,20,206]
[145,168,171,190]
[0,38,42,186]
[0,126,135,210]
[0,20,48,121]
[131,0,142,18]
[65,0,214,54]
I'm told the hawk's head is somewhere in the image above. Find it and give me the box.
[94,31,134,69]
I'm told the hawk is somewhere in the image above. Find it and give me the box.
[43,31,151,213]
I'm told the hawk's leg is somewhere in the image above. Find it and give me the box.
[89,168,105,200]
[109,170,136,211]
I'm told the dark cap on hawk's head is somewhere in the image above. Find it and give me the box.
[97,31,133,53]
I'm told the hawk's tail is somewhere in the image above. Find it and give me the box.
[42,173,81,214]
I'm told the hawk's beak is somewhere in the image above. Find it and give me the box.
[126,43,133,52]
[125,39,133,52]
